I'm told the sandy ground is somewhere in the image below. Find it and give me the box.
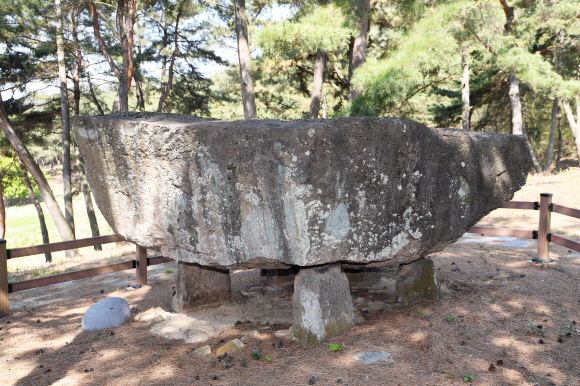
[1,170,579,386]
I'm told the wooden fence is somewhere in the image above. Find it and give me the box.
[468,193,580,260]
[0,236,174,316]
[1,192,579,317]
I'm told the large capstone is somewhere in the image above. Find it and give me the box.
[292,263,355,346]
[72,113,531,269]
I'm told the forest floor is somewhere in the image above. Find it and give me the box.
[1,164,580,386]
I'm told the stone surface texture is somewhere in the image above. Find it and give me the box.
[395,258,440,303]
[171,262,231,313]
[293,263,355,346]
[72,113,531,269]
[82,297,131,331]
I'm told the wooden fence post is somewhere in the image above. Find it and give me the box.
[537,193,552,261]
[0,240,8,317]
[136,245,147,286]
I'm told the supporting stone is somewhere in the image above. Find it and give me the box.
[172,262,231,313]
[395,258,440,304]
[293,263,355,346]
[344,266,382,288]
[260,266,299,288]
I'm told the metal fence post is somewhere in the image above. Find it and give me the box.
[0,240,8,317]
[537,193,552,261]
[136,245,147,286]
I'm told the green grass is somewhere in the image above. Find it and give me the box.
[5,186,116,279]
[5,194,113,249]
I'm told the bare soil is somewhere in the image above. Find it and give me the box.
[1,169,580,386]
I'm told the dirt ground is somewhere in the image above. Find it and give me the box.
[1,169,580,386]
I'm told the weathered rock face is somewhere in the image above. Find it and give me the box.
[72,113,530,269]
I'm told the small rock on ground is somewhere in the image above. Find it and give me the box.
[240,330,260,341]
[274,327,294,341]
[215,339,244,355]
[190,345,211,357]
[82,297,131,331]
[352,351,393,365]
[134,307,170,323]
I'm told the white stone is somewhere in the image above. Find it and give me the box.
[240,330,260,341]
[82,297,131,331]
[191,345,211,357]
[353,351,393,364]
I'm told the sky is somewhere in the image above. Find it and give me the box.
[186,4,293,78]
[0,4,294,103]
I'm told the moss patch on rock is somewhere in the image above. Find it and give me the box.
[396,258,440,304]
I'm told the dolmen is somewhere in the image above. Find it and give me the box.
[72,113,531,345]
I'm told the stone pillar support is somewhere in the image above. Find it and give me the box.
[293,263,355,346]
[395,257,440,304]
[172,262,231,313]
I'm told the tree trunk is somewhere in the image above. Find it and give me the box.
[309,49,327,119]
[508,74,523,135]
[0,179,5,239]
[544,97,559,173]
[88,0,134,113]
[499,0,514,33]
[70,17,103,246]
[18,159,52,262]
[461,44,470,130]
[135,76,145,112]
[556,114,562,171]
[545,31,564,173]
[116,73,129,113]
[158,26,169,110]
[347,0,370,102]
[75,146,102,250]
[0,182,7,244]
[522,124,542,173]
[234,0,257,119]
[71,11,82,116]
[500,1,523,136]
[522,101,541,173]
[0,96,76,248]
[157,5,184,113]
[561,98,580,163]
[55,0,75,239]
[86,71,105,115]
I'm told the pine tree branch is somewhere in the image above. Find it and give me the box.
[398,74,454,112]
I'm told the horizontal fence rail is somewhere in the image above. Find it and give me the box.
[10,260,134,293]
[0,235,175,316]
[8,255,174,293]
[7,235,125,260]
[501,201,539,210]
[468,226,537,239]
[552,204,580,220]
[549,234,580,253]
